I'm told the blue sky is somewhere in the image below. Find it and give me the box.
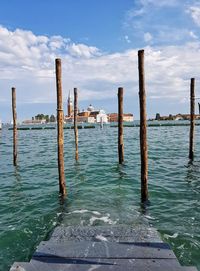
[0,0,133,51]
[0,0,200,122]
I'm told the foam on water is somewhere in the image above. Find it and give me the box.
[95,234,108,241]
[68,209,101,215]
[164,232,179,239]
[89,215,117,226]
[69,209,90,214]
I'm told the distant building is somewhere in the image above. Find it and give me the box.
[65,104,108,123]
[22,119,46,125]
[78,116,95,123]
[155,113,160,120]
[78,111,90,117]
[87,104,94,112]
[87,106,108,123]
[96,110,108,123]
[65,115,95,123]
[108,113,134,122]
[65,94,134,124]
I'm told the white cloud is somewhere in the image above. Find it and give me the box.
[123,1,191,46]
[144,32,153,42]
[126,0,179,20]
[126,7,145,19]
[49,35,69,50]
[140,0,179,7]
[187,5,200,27]
[67,43,100,58]
[0,25,200,110]
[124,35,131,43]
[189,31,198,39]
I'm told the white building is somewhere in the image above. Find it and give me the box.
[65,104,108,124]
[96,110,108,123]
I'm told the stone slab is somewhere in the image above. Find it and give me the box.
[34,241,176,259]
[10,261,198,271]
[9,226,198,271]
[31,257,181,266]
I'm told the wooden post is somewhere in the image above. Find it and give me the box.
[55,58,66,197]
[74,88,79,161]
[118,87,124,164]
[12,87,17,166]
[189,78,195,161]
[138,49,148,203]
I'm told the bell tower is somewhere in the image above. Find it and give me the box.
[67,91,73,117]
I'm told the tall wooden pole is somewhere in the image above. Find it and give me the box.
[118,87,124,164]
[12,87,17,166]
[55,58,66,197]
[74,88,79,161]
[138,49,148,203]
[189,78,195,161]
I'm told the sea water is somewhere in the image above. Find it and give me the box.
[0,122,200,270]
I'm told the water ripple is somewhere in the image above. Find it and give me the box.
[0,125,200,270]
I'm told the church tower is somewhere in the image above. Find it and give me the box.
[67,91,73,117]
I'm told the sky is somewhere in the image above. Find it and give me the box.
[0,0,200,122]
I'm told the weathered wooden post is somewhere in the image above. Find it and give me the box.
[189,78,195,161]
[118,87,124,164]
[12,87,17,166]
[74,88,79,161]
[138,49,148,203]
[55,58,66,197]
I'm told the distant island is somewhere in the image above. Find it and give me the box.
[149,113,200,121]
[22,92,134,125]
[22,114,56,125]
[65,92,133,124]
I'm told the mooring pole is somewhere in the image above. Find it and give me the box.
[189,78,195,161]
[74,88,79,161]
[118,87,124,164]
[12,87,17,166]
[55,58,66,197]
[138,49,148,203]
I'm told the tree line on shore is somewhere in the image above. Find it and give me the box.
[32,114,56,123]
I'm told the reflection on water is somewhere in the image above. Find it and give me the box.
[0,124,200,270]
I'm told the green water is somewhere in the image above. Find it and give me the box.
[0,123,200,270]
